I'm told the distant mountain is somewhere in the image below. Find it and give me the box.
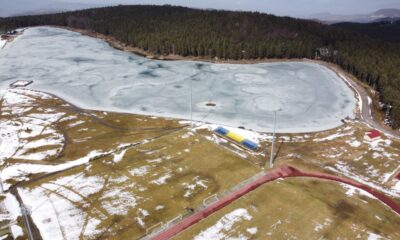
[0,0,104,17]
[309,8,400,23]
[370,9,400,21]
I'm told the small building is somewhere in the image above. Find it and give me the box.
[214,126,259,151]
[9,80,33,88]
[365,130,381,141]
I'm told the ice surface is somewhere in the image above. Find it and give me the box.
[0,27,356,133]
[0,39,6,49]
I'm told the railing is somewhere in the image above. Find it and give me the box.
[140,170,265,240]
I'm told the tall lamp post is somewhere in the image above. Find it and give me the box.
[268,111,277,168]
[189,77,193,129]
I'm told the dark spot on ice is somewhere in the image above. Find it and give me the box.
[149,63,167,69]
[195,63,205,69]
[71,57,94,63]
[139,70,159,78]
[174,85,183,89]
[206,102,216,107]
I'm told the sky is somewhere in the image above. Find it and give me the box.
[0,0,400,18]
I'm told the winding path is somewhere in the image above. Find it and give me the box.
[321,61,400,140]
[149,165,400,240]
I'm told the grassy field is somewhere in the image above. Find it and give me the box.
[271,122,400,200]
[0,88,184,188]
[1,88,260,239]
[176,178,400,239]
[1,88,399,240]
[16,126,260,239]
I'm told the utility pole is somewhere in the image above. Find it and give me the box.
[189,77,193,129]
[0,176,4,193]
[268,111,277,168]
[21,204,34,240]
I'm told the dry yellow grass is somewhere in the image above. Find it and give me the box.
[176,178,400,239]
[18,128,259,239]
[2,88,399,240]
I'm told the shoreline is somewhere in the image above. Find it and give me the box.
[51,25,311,64]
[6,25,398,136]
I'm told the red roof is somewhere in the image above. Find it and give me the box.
[396,172,400,180]
[367,130,380,139]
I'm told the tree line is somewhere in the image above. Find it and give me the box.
[1,5,399,128]
[334,20,400,42]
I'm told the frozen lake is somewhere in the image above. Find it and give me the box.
[0,27,356,133]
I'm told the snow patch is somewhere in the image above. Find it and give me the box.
[194,208,252,240]
[113,149,127,163]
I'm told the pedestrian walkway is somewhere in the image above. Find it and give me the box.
[150,164,400,240]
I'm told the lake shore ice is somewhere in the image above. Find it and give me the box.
[0,27,356,133]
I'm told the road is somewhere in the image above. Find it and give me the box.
[319,61,400,140]
[342,73,400,139]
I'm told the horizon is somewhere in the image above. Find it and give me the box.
[0,0,400,18]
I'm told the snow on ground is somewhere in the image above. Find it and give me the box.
[393,182,400,192]
[181,176,208,198]
[347,140,361,148]
[314,218,333,232]
[0,89,65,162]
[129,166,150,177]
[13,149,60,161]
[0,193,21,223]
[17,170,141,240]
[0,119,22,163]
[10,225,23,238]
[101,188,139,215]
[246,227,257,235]
[155,205,164,211]
[313,131,354,142]
[150,171,172,185]
[1,150,110,190]
[112,149,127,163]
[194,208,253,240]
[0,26,356,133]
[339,183,375,199]
[18,184,103,240]
[326,161,400,198]
[367,232,384,240]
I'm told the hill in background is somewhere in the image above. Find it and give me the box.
[334,20,400,42]
[310,8,400,23]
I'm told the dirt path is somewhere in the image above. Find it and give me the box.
[312,61,400,140]
[149,165,400,240]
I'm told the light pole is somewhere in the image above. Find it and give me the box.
[269,111,277,168]
[189,77,193,129]
[0,176,4,193]
[21,204,34,240]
